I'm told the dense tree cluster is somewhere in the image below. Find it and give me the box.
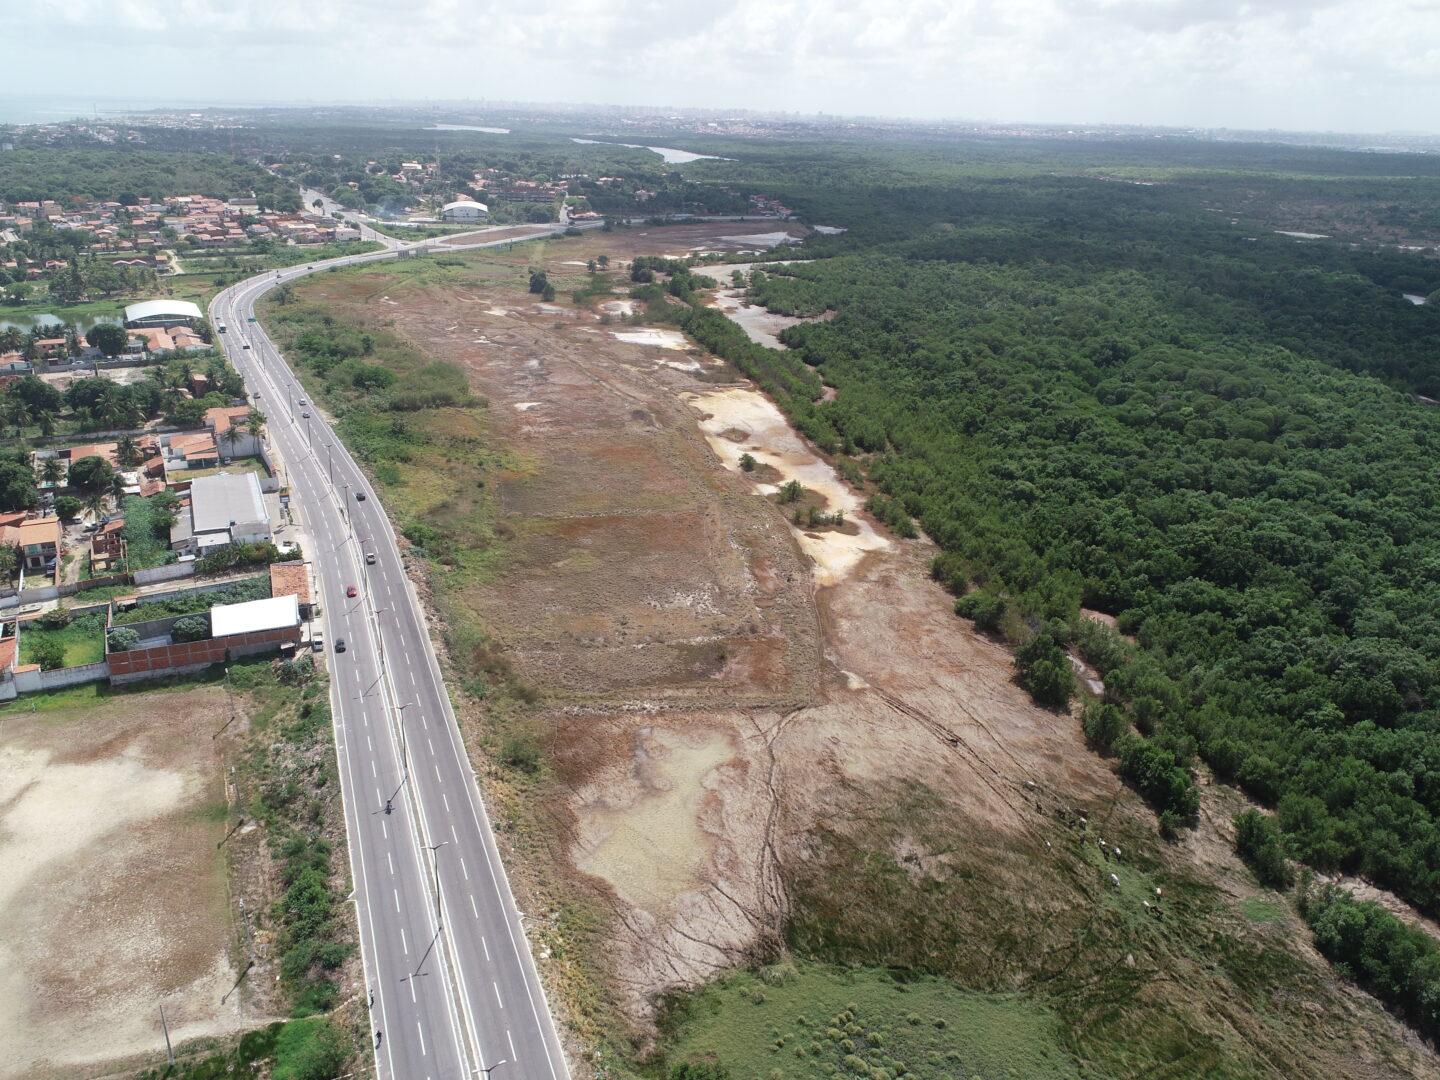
[696,155,1440,921]
[0,149,289,205]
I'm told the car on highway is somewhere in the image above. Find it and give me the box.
[355,492,367,501]
[298,398,307,406]
[242,343,251,350]
[365,552,376,565]
[302,411,310,418]
[334,638,346,653]
[346,584,358,597]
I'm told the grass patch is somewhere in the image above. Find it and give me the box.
[662,962,1080,1080]
[1241,897,1284,924]
[112,573,270,625]
[19,611,106,667]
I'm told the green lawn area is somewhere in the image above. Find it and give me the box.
[664,962,1081,1080]
[172,456,267,482]
[18,612,107,669]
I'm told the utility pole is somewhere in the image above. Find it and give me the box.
[159,1003,174,1065]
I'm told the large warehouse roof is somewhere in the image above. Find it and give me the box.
[442,200,489,213]
[124,299,203,323]
[191,471,267,535]
[211,594,300,638]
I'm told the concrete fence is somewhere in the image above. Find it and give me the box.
[134,562,196,586]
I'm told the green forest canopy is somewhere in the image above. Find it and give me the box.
[683,142,1440,924]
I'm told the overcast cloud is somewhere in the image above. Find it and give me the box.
[15,0,1440,132]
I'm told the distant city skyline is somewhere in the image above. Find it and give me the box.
[7,0,1440,136]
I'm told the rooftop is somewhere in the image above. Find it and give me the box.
[124,299,203,323]
[190,471,267,536]
[210,593,300,638]
[269,561,311,607]
[442,200,489,213]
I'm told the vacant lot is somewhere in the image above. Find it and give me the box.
[0,685,267,1078]
[279,223,1440,1080]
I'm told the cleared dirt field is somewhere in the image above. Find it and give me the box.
[0,687,266,1079]
[293,221,1440,1078]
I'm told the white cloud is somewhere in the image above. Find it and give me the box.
[13,0,1440,131]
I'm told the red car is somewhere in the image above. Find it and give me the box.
[346,585,358,598]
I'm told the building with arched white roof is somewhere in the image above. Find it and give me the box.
[123,299,204,328]
[440,200,490,222]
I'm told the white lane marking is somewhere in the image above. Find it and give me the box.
[435,763,442,783]
[493,982,504,1009]
[471,896,480,919]
[417,1021,427,1056]
[387,852,394,875]
[461,858,470,881]
[367,735,373,751]
[507,1029,517,1059]
[410,672,416,687]
[450,825,458,844]
[409,978,417,1003]
[381,820,387,839]
[442,794,450,812]
[393,888,400,913]
[428,738,435,755]
[481,934,490,960]
[401,927,409,954]
[371,760,377,778]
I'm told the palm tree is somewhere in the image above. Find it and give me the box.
[36,410,56,437]
[221,424,244,459]
[83,489,107,522]
[4,395,32,438]
[245,409,267,443]
[0,327,22,354]
[114,435,142,469]
[38,456,65,486]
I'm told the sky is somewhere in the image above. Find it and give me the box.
[11,0,1440,133]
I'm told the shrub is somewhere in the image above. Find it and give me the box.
[36,604,71,631]
[1235,808,1294,889]
[271,1016,349,1080]
[172,614,210,642]
[28,635,65,670]
[107,626,140,652]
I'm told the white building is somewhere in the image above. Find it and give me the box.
[171,471,271,555]
[210,594,300,639]
[440,200,489,222]
[124,299,204,328]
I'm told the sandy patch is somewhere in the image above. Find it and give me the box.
[611,328,690,350]
[0,689,268,1077]
[574,729,738,912]
[684,387,889,586]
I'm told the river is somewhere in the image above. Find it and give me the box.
[0,312,123,334]
[569,138,729,165]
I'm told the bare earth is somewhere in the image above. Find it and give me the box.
[300,221,1440,1079]
[0,687,267,1079]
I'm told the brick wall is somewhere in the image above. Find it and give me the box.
[107,624,299,680]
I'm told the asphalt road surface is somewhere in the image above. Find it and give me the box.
[211,234,573,1080]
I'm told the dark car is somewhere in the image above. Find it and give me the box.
[301,411,310,419]
[242,343,251,350]
[355,492,367,501]
[365,552,376,565]
[346,584,358,598]
[335,638,346,653]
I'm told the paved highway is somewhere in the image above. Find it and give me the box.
[211,232,574,1080]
